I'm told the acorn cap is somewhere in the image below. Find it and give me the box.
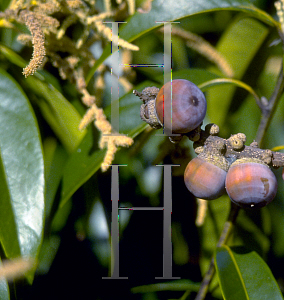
[230,157,267,167]
[198,152,230,172]
[140,99,162,129]
[197,136,230,172]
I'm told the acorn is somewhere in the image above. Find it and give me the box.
[225,158,278,208]
[138,79,207,134]
[184,137,230,200]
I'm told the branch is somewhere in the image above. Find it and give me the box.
[194,203,240,300]
[255,66,284,146]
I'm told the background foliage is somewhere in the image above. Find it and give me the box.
[0,0,284,299]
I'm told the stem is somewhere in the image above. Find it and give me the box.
[192,64,284,300]
[255,66,284,146]
[194,203,240,300]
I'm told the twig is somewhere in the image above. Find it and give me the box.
[134,58,284,300]
[255,66,284,146]
[194,204,239,300]
[193,65,284,300]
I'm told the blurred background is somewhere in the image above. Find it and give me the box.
[1,0,284,299]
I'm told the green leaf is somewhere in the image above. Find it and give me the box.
[199,78,260,104]
[206,17,269,127]
[215,246,249,300]
[60,129,106,207]
[131,279,200,293]
[43,138,68,219]
[0,69,44,268]
[23,77,86,153]
[199,196,231,299]
[121,0,276,42]
[215,245,283,300]
[0,44,84,152]
[155,68,220,86]
[0,43,27,69]
[37,235,61,275]
[86,0,277,83]
[0,43,62,92]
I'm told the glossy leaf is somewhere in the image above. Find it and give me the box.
[215,245,283,300]
[60,129,106,207]
[0,44,84,152]
[0,281,9,300]
[199,196,231,298]
[23,77,86,153]
[0,69,44,266]
[86,0,277,83]
[199,78,260,104]
[0,258,9,300]
[43,138,69,219]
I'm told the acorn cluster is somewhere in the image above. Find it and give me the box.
[134,79,283,209]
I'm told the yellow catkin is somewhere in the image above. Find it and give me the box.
[119,76,133,92]
[78,105,97,131]
[57,14,78,39]
[94,75,105,106]
[126,0,135,15]
[0,257,35,281]
[101,138,117,171]
[100,134,133,172]
[85,0,96,5]
[36,13,60,33]
[76,27,90,48]
[195,198,208,227]
[137,0,153,13]
[82,91,96,106]
[34,1,61,15]
[168,26,234,77]
[104,0,111,12]
[66,0,84,9]
[275,0,284,32]
[121,49,133,73]
[74,69,97,106]
[94,21,139,51]
[8,0,25,10]
[17,33,32,45]
[94,108,112,133]
[95,74,105,90]
[66,55,80,68]
[4,0,135,171]
[115,134,133,147]
[87,11,114,24]
[20,11,46,77]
